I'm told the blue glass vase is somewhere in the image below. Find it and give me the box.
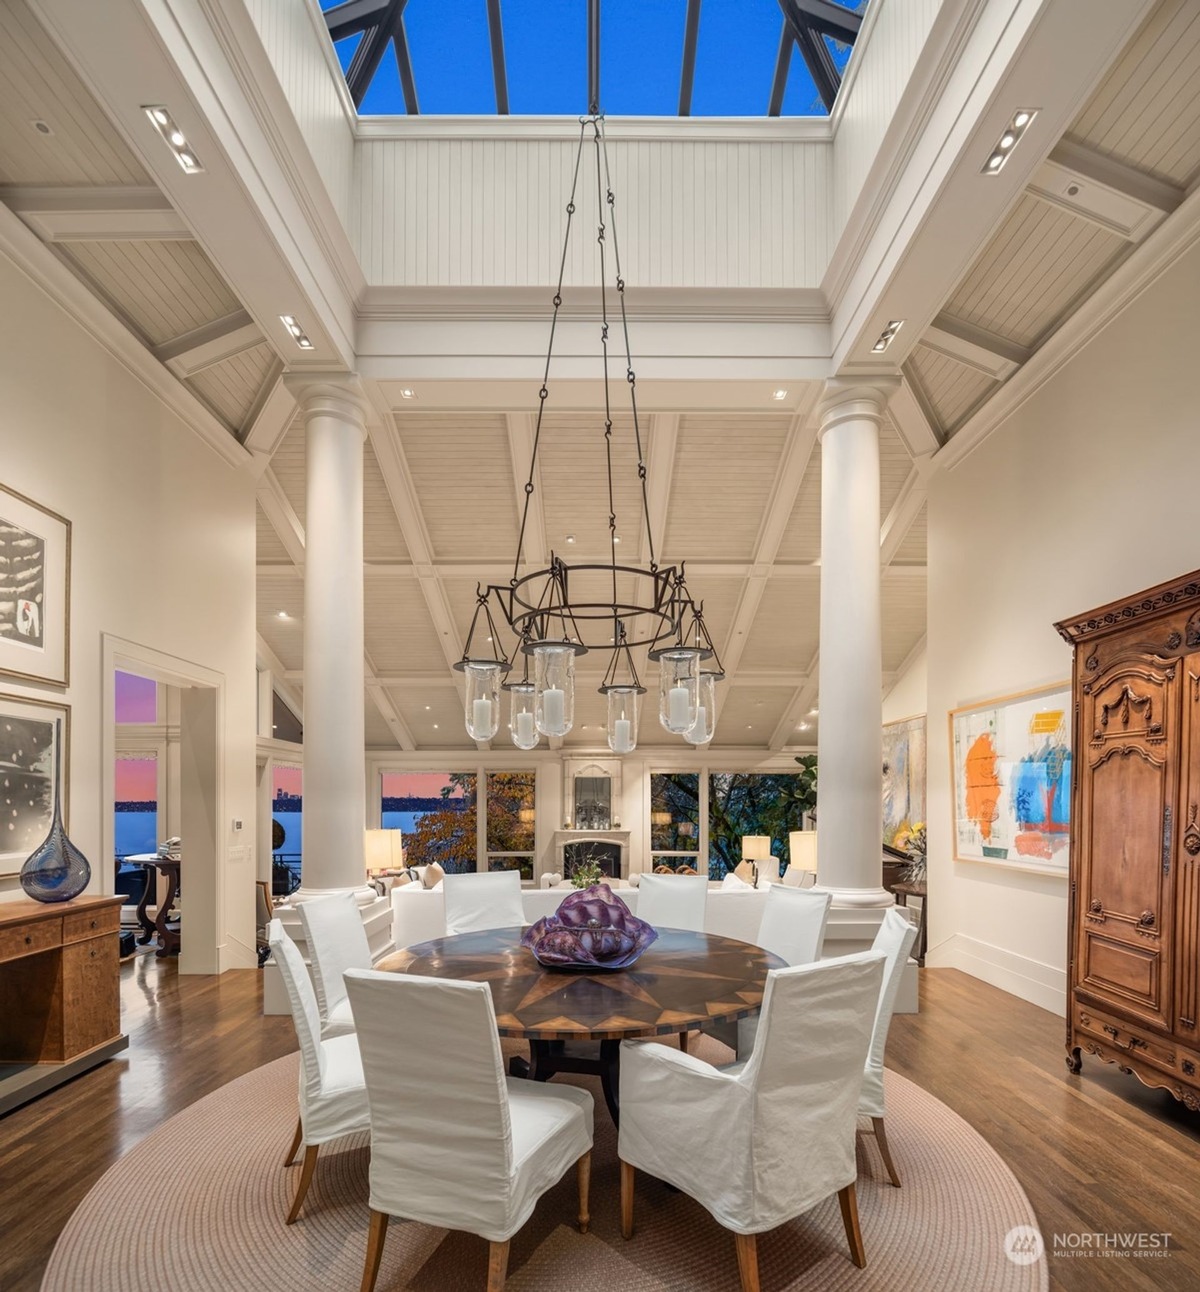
[20,719,91,903]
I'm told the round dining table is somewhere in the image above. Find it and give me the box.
[376,926,784,1124]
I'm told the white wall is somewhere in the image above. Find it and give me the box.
[0,253,258,969]
[925,239,1200,1015]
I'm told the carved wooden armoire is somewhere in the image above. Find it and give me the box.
[1055,570,1200,1111]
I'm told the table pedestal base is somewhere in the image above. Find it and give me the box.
[509,1039,622,1125]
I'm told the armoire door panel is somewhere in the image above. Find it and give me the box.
[1175,661,1200,1037]
[1081,931,1162,1019]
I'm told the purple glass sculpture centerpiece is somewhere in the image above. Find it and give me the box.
[521,883,657,971]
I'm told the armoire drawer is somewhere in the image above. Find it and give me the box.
[1074,1001,1178,1076]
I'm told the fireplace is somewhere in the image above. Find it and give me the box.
[563,840,622,880]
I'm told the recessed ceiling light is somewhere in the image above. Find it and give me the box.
[399,388,416,400]
[746,724,753,729]
[871,320,904,354]
[798,721,811,731]
[771,389,788,401]
[277,610,289,619]
[279,314,314,351]
[424,705,431,710]
[981,108,1038,175]
[432,723,439,729]
[808,707,818,716]
[565,534,576,544]
[142,106,204,174]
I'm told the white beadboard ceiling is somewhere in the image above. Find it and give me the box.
[905,346,997,434]
[186,343,279,434]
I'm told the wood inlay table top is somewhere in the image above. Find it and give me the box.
[376,926,784,1042]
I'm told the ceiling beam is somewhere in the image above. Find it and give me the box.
[256,468,306,568]
[768,679,814,750]
[505,412,548,568]
[879,457,932,567]
[244,373,297,458]
[678,0,702,116]
[887,375,941,457]
[153,310,264,377]
[641,413,678,566]
[485,0,509,115]
[365,648,417,750]
[921,315,1030,382]
[256,632,304,724]
[0,185,190,241]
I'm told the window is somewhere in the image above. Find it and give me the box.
[115,754,158,859]
[486,771,536,880]
[709,772,804,880]
[272,764,303,893]
[382,772,478,873]
[115,670,157,724]
[649,772,701,873]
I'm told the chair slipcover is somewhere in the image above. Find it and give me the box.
[618,951,885,1235]
[859,907,919,1118]
[344,968,593,1243]
[296,892,373,1038]
[635,872,708,932]
[443,870,527,935]
[267,920,369,1147]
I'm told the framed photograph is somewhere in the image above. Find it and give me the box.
[882,713,926,848]
[0,691,69,877]
[949,683,1071,876]
[0,482,71,687]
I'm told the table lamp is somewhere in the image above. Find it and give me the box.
[788,830,818,887]
[741,835,772,887]
[364,828,404,876]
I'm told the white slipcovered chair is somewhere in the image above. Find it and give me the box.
[344,968,594,1292]
[858,907,919,1187]
[296,891,372,1038]
[618,952,886,1290]
[443,869,527,935]
[267,920,369,1224]
[634,871,708,932]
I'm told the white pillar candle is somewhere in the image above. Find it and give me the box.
[516,710,535,743]
[472,697,492,734]
[668,685,691,730]
[542,687,565,730]
[613,717,631,752]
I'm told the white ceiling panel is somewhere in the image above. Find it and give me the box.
[57,239,243,347]
[271,416,306,523]
[0,2,150,186]
[364,440,410,562]
[365,577,452,673]
[943,195,1126,349]
[394,413,519,562]
[187,343,277,434]
[906,347,997,434]
[256,502,291,564]
[891,503,927,567]
[1067,0,1200,187]
[663,415,791,562]
[881,573,927,673]
[775,442,822,564]
[739,576,821,674]
[710,685,797,748]
[365,699,400,749]
[391,685,476,749]
[879,420,915,523]
[256,573,304,671]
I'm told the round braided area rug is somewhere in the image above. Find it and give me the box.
[42,1036,1048,1292]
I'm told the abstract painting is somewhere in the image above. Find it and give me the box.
[0,692,69,876]
[950,683,1071,875]
[0,483,70,686]
[882,714,926,847]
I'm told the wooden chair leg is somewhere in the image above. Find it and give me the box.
[734,1233,761,1292]
[283,1117,302,1168]
[620,1159,635,1239]
[837,1183,867,1269]
[577,1151,592,1234]
[679,1029,689,1053]
[486,1239,510,1292]
[285,1144,320,1224]
[359,1209,389,1292]
[872,1116,901,1187]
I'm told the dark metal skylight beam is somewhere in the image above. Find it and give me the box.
[793,24,840,111]
[587,0,601,113]
[486,0,510,114]
[392,15,420,114]
[780,0,862,45]
[324,0,389,43]
[767,24,792,116]
[345,0,407,108]
[678,0,702,117]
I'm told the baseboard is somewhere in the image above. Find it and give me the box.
[926,933,1066,1016]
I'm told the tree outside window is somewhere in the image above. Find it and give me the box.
[709,772,807,879]
[486,771,536,880]
[383,771,478,873]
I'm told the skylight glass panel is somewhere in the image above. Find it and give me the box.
[333,30,362,76]
[404,0,495,113]
[502,0,588,115]
[781,40,824,116]
[690,0,782,116]
[358,40,408,115]
[600,0,687,116]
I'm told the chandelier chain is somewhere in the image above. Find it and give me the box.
[511,116,590,587]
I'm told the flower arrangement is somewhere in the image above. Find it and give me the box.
[521,883,658,970]
[569,858,605,889]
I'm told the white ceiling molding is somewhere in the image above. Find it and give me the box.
[354,116,833,144]
[887,375,942,456]
[0,184,190,241]
[939,180,1200,471]
[153,309,264,377]
[243,373,297,459]
[0,198,248,469]
[922,315,1030,381]
[256,467,306,568]
[1029,140,1184,242]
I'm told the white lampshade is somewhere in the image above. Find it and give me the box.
[741,835,771,863]
[365,828,404,872]
[789,830,818,872]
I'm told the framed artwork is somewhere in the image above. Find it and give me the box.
[0,691,69,877]
[0,483,71,686]
[882,713,926,847]
[949,683,1071,876]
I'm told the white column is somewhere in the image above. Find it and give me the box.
[816,378,898,907]
[284,375,373,901]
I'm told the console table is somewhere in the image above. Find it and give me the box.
[0,895,128,1116]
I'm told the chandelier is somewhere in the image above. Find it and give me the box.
[455,113,723,754]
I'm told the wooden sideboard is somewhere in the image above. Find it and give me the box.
[1056,570,1200,1111]
[0,895,128,1116]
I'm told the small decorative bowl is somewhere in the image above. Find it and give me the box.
[521,883,657,971]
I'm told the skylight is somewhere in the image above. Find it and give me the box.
[320,0,868,118]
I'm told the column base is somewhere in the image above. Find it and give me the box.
[820,886,896,909]
[289,884,379,906]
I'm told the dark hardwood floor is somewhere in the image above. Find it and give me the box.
[1,958,1198,1292]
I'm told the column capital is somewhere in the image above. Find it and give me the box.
[283,373,370,435]
[817,376,901,439]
